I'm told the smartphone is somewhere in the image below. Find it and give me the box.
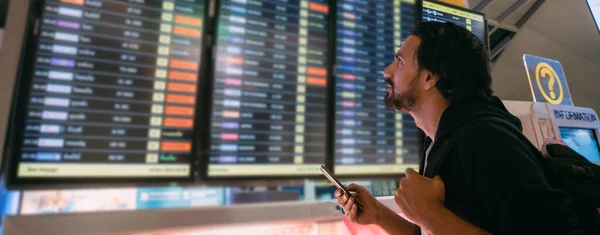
[320,165,363,210]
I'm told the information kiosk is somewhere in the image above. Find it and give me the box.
[504,54,600,164]
[504,101,600,164]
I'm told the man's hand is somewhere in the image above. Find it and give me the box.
[335,184,381,225]
[394,168,446,229]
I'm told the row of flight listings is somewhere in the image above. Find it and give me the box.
[6,0,486,184]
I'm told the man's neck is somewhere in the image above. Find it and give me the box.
[410,96,449,141]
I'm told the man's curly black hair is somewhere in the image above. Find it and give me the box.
[410,21,493,103]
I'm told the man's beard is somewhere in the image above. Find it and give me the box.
[384,77,418,112]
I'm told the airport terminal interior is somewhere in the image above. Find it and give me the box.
[0,0,599,234]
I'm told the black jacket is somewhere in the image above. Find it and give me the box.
[419,97,583,234]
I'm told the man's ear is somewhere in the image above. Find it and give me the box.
[424,72,439,90]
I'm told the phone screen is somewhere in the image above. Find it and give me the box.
[320,165,363,210]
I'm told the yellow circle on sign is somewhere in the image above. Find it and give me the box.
[535,62,563,104]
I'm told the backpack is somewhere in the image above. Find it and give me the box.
[426,116,600,234]
[541,143,600,234]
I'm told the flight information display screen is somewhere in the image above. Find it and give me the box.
[586,0,600,32]
[334,0,420,175]
[12,0,205,181]
[208,0,330,177]
[421,0,487,46]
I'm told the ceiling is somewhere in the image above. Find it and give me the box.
[464,0,600,112]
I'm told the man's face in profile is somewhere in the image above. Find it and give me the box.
[383,36,423,113]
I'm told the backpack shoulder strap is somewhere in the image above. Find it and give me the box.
[424,116,518,178]
[416,118,496,235]
[423,135,459,178]
[417,116,519,235]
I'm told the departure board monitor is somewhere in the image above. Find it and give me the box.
[7,0,206,184]
[207,0,330,177]
[421,0,488,47]
[587,0,600,33]
[333,0,420,176]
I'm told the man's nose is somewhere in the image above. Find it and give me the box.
[383,63,395,80]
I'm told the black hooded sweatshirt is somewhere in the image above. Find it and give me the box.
[418,96,584,235]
